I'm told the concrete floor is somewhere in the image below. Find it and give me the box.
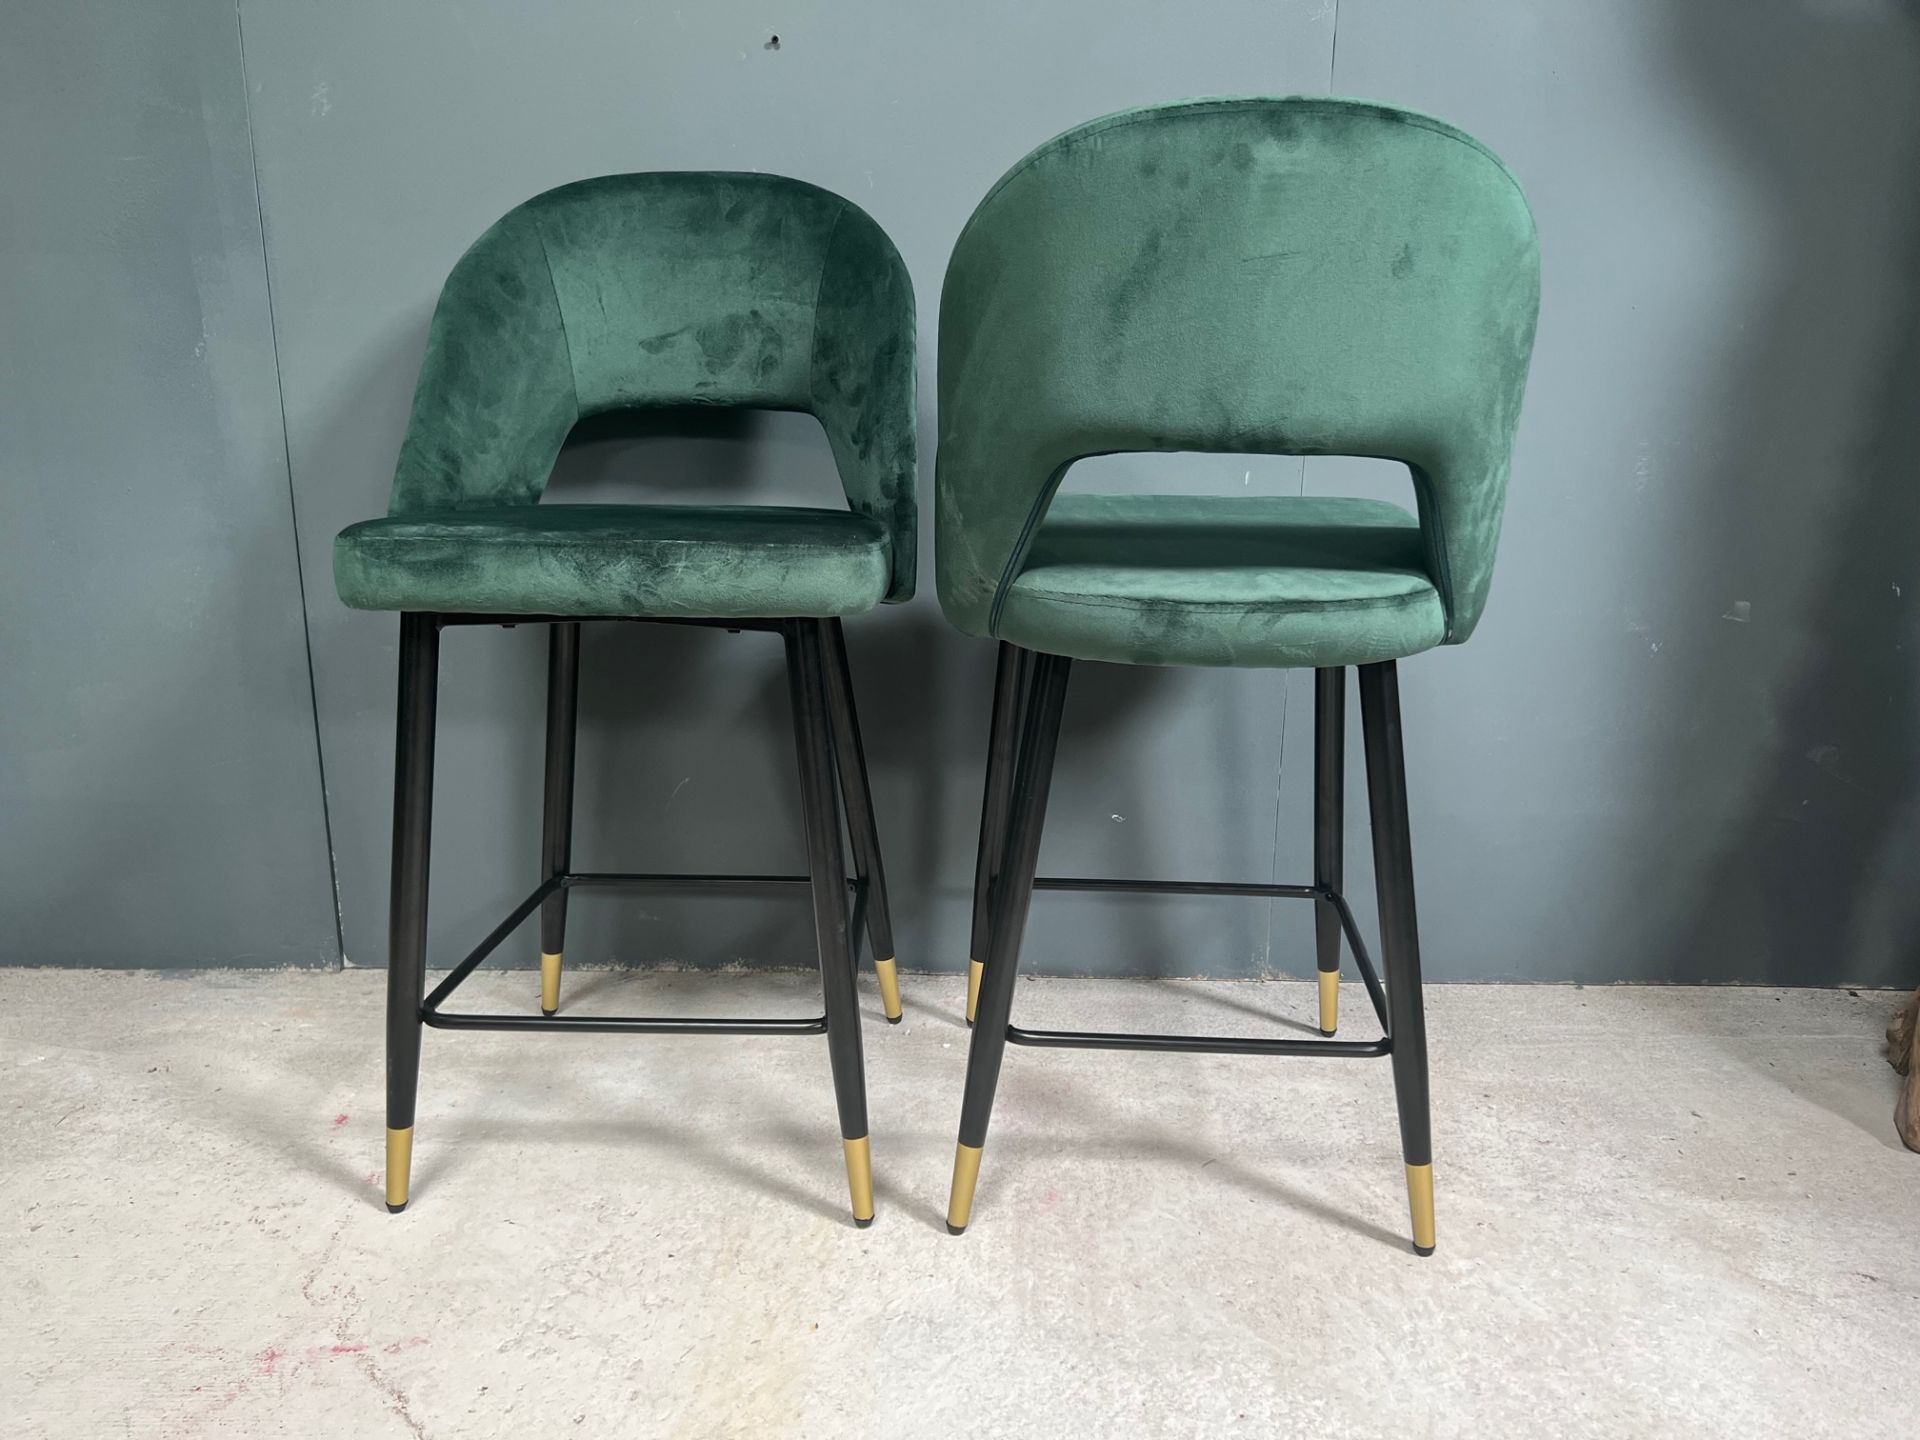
[3,971,1916,1438]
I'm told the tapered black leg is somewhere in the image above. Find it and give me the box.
[819,618,901,1023]
[385,612,440,1214]
[785,620,874,1226]
[966,643,1030,1024]
[947,649,1071,1234]
[1358,660,1435,1256]
[538,622,581,1016]
[1313,667,1346,1036]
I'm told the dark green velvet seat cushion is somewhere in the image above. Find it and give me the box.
[334,504,891,619]
[995,493,1444,668]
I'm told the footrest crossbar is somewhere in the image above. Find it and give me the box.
[1024,875,1394,1037]
[418,871,847,1034]
[1034,876,1320,899]
[1006,1025,1389,1057]
[427,1011,827,1035]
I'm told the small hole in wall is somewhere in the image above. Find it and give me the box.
[765,34,780,50]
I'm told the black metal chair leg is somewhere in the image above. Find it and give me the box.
[1313,667,1346,1037]
[966,643,1030,1024]
[1358,660,1436,1256]
[385,612,440,1214]
[538,622,581,1016]
[819,617,902,1023]
[785,620,874,1226]
[947,648,1072,1234]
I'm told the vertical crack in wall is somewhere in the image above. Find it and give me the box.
[1328,0,1343,91]
[234,1,346,966]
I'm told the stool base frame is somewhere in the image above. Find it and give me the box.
[952,648,1436,1254]
[382,613,896,1226]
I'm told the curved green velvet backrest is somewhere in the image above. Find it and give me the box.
[390,172,917,601]
[936,98,1540,643]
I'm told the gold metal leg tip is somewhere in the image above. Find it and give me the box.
[1318,969,1340,1036]
[843,1136,875,1225]
[946,1143,984,1234]
[540,951,563,1015]
[965,959,984,1024]
[874,957,903,1023]
[1405,1162,1436,1255]
[385,1126,413,1212]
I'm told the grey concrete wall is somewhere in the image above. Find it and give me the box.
[1321,0,1920,984]
[7,2,1917,985]
[0,1,338,965]
[241,0,1338,982]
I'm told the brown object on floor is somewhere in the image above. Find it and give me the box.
[1891,988,1920,1151]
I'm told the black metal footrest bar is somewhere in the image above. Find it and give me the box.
[419,870,854,1034]
[1033,876,1321,899]
[564,871,815,889]
[1006,1026,1389,1057]
[428,1011,827,1036]
[1013,875,1395,1050]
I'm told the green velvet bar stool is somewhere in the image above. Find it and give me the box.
[333,172,916,1225]
[938,98,1540,1253]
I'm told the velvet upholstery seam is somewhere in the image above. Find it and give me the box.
[1405,464,1459,639]
[804,199,852,415]
[987,458,1079,637]
[802,201,865,544]
[531,217,583,462]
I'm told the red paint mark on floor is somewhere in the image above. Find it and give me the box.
[257,1346,284,1377]
[333,1113,350,1127]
